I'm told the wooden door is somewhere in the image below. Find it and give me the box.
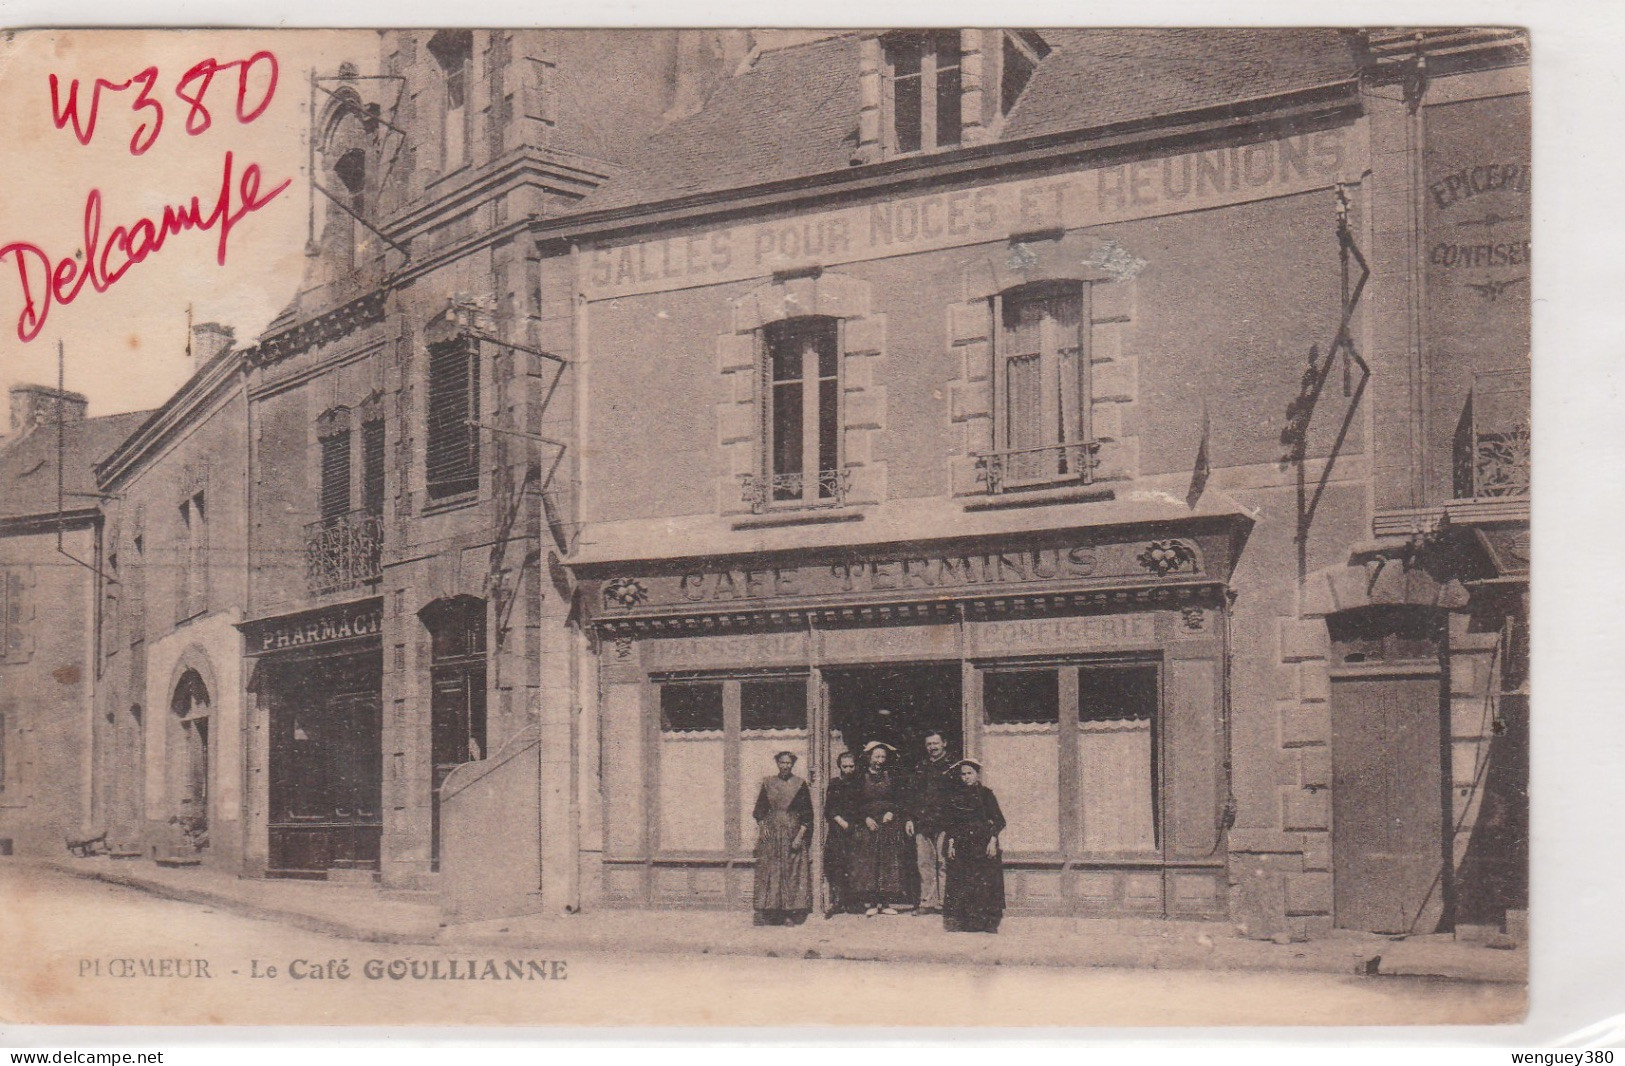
[1330,672,1446,934]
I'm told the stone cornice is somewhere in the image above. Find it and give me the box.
[245,289,390,369]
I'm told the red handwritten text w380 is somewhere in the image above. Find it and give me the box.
[49,51,279,156]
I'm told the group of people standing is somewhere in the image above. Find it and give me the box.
[750,726,1007,934]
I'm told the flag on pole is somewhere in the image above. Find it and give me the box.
[1186,398,1211,509]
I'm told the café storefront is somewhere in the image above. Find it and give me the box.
[240,599,384,879]
[582,516,1249,919]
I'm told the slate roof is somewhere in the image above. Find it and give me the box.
[0,411,152,521]
[576,28,1358,215]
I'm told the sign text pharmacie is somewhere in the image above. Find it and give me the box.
[245,601,383,653]
[582,123,1366,300]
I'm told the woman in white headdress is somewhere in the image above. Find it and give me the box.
[846,740,910,916]
[941,758,1007,933]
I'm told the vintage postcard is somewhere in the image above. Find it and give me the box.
[0,24,1536,1030]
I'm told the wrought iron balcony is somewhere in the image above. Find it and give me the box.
[305,509,383,595]
[1453,369,1530,499]
[974,441,1100,495]
[738,468,852,514]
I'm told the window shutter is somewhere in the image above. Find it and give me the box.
[320,431,353,520]
[361,420,386,515]
[426,340,480,499]
[1,571,18,659]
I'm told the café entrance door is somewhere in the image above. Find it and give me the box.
[824,663,962,773]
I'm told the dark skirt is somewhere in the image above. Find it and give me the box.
[943,827,1005,933]
[754,810,811,915]
[848,821,910,904]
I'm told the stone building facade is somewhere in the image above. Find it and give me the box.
[44,27,1529,943]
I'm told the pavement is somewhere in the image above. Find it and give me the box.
[32,855,1526,984]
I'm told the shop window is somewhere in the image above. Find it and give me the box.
[660,682,724,733]
[429,30,473,170]
[984,668,1060,724]
[989,283,1093,489]
[1077,663,1159,854]
[1000,32,1048,116]
[884,31,961,155]
[981,660,1161,855]
[426,337,481,501]
[762,317,842,508]
[425,596,487,871]
[741,677,807,731]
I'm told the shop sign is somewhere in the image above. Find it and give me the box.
[967,614,1155,656]
[597,539,1205,614]
[583,123,1365,300]
[641,631,808,671]
[246,602,382,653]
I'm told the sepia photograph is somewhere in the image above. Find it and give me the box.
[0,18,1551,1034]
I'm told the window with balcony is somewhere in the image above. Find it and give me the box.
[426,337,481,501]
[1453,367,1530,499]
[981,282,1097,492]
[748,316,846,511]
[884,31,962,155]
[308,408,384,595]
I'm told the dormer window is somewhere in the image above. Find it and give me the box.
[1001,31,1049,116]
[884,31,962,154]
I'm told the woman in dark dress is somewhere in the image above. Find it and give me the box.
[752,751,812,926]
[822,751,861,916]
[941,758,1007,933]
[846,741,910,916]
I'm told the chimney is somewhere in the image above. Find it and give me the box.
[190,321,235,373]
[8,384,88,435]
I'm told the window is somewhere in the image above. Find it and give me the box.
[333,147,366,270]
[426,338,480,500]
[425,597,487,871]
[127,532,144,645]
[429,30,473,170]
[104,551,119,660]
[741,678,807,731]
[660,683,724,733]
[984,668,1060,724]
[1077,663,1159,854]
[177,492,207,621]
[885,31,962,154]
[763,317,841,507]
[1000,32,1048,116]
[991,283,1093,487]
[0,569,25,662]
[982,660,1160,855]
